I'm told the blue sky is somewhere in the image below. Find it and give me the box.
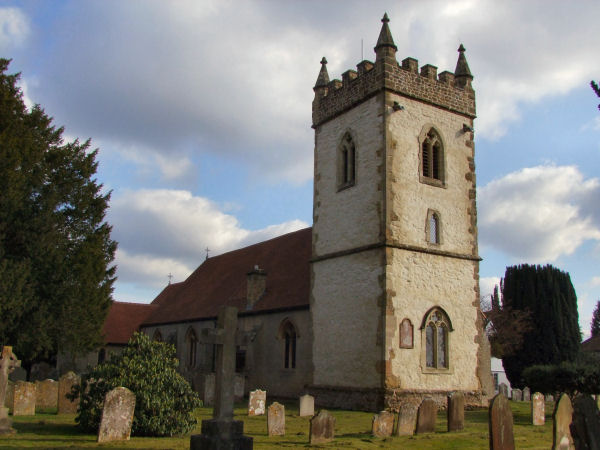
[2,1,599,337]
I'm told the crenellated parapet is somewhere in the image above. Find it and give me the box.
[312,14,476,127]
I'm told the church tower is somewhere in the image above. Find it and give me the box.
[309,14,492,410]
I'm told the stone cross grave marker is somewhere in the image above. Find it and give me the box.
[267,402,285,436]
[416,397,437,434]
[395,403,417,436]
[35,379,58,411]
[248,389,266,416]
[489,393,515,450]
[299,394,314,417]
[447,391,465,432]
[531,392,545,426]
[512,389,522,402]
[310,410,335,445]
[372,410,394,437]
[13,381,35,416]
[552,393,573,450]
[58,371,80,414]
[0,346,20,435]
[97,387,136,443]
[499,383,509,398]
[523,386,531,401]
[190,306,253,450]
[570,394,600,450]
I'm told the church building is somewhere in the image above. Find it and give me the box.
[128,14,492,411]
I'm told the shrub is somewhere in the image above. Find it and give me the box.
[70,332,201,436]
[522,361,600,396]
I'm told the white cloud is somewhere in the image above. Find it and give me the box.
[480,276,500,300]
[109,188,308,290]
[479,165,600,261]
[0,7,29,50]
[591,276,600,287]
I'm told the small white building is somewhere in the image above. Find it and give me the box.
[490,357,512,396]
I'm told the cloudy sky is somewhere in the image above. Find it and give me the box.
[2,1,600,338]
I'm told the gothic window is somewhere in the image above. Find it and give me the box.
[426,210,441,244]
[153,330,163,342]
[338,132,356,190]
[421,307,452,371]
[279,320,297,369]
[185,327,198,369]
[399,318,414,348]
[420,127,445,185]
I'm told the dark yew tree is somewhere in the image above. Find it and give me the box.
[501,264,581,388]
[591,300,600,338]
[592,80,600,110]
[0,59,116,377]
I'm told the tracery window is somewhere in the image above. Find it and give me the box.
[280,320,297,369]
[421,307,452,370]
[338,132,356,189]
[420,127,444,184]
[185,327,198,369]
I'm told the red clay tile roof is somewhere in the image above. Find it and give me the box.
[142,227,312,326]
[581,335,600,353]
[102,301,156,344]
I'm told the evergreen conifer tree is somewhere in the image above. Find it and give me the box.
[500,264,580,388]
[0,59,116,376]
[591,301,600,337]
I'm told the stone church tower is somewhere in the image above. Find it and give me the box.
[309,14,492,410]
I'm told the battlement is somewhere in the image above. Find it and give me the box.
[312,15,475,127]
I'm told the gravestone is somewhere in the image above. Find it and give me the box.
[546,394,555,403]
[570,394,600,450]
[299,394,314,417]
[523,387,531,401]
[58,371,80,414]
[552,393,573,450]
[512,389,522,402]
[372,410,394,437]
[4,381,13,411]
[97,387,136,443]
[189,306,252,450]
[267,402,285,436]
[416,397,437,434]
[35,379,58,411]
[309,410,335,445]
[499,383,509,398]
[248,389,266,416]
[0,346,20,435]
[532,392,545,426]
[12,381,35,416]
[447,391,465,432]
[395,403,417,436]
[489,393,515,450]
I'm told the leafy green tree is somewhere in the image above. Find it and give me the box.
[71,333,201,436]
[0,58,116,376]
[591,300,600,337]
[501,264,581,388]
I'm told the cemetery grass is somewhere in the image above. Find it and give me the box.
[0,401,552,449]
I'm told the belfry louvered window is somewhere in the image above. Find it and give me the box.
[421,128,444,182]
[338,132,356,189]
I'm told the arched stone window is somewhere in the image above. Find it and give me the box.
[338,132,356,190]
[420,127,445,185]
[153,329,163,342]
[426,210,441,245]
[279,319,298,369]
[185,327,198,369]
[420,307,453,371]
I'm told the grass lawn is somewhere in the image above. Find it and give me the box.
[0,401,553,449]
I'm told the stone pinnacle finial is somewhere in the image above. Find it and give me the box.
[314,56,330,90]
[454,43,473,79]
[375,12,397,52]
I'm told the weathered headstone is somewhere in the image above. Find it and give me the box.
[309,410,335,445]
[190,306,252,450]
[546,394,555,403]
[532,392,545,426]
[570,394,600,450]
[499,383,509,398]
[196,373,215,406]
[12,381,35,416]
[447,391,465,432]
[97,387,136,443]
[267,402,285,437]
[372,410,394,437]
[248,389,266,416]
[58,371,80,414]
[416,397,437,434]
[35,379,58,411]
[489,393,515,450]
[299,394,314,417]
[512,389,522,402]
[395,403,417,436]
[234,374,245,402]
[0,346,21,435]
[523,387,531,402]
[552,393,573,450]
